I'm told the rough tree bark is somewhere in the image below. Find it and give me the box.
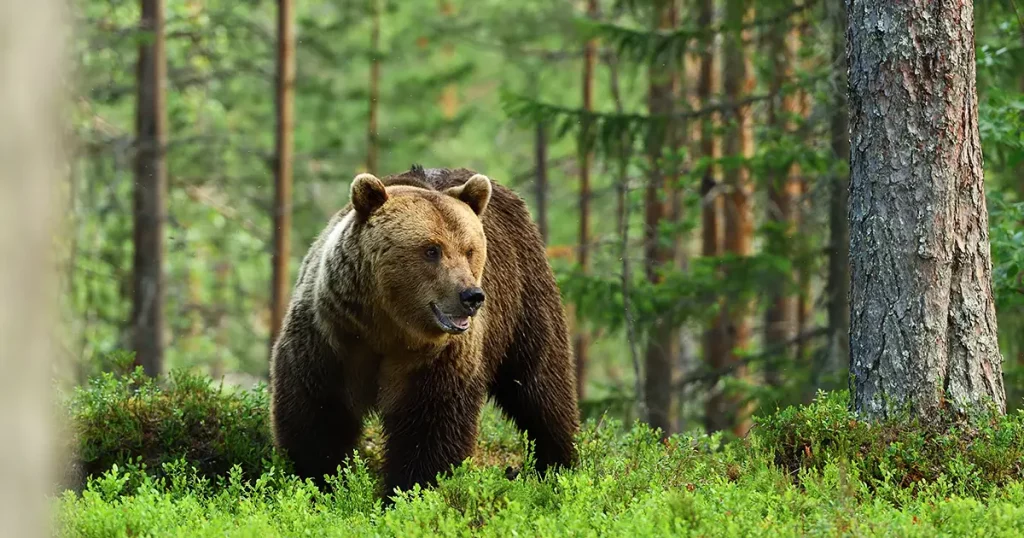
[0,0,65,533]
[825,0,850,380]
[644,0,680,437]
[132,0,168,377]
[269,0,296,350]
[574,0,599,402]
[847,0,1006,419]
[712,0,755,436]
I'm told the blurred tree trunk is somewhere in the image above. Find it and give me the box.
[269,0,295,351]
[366,0,381,174]
[0,0,65,532]
[439,0,458,118]
[847,0,1006,419]
[699,0,728,434]
[132,0,168,377]
[763,9,801,388]
[535,120,549,244]
[825,0,850,381]
[713,0,755,436]
[644,0,680,438]
[677,31,703,431]
[575,0,599,402]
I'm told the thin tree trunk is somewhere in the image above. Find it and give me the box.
[575,0,599,402]
[439,0,458,118]
[677,36,704,431]
[132,0,168,377]
[0,0,65,531]
[794,70,813,364]
[763,12,801,388]
[825,0,850,382]
[269,0,296,350]
[717,0,755,436]
[606,51,645,421]
[699,0,729,434]
[847,0,1006,419]
[366,0,381,174]
[644,0,680,438]
[535,120,549,244]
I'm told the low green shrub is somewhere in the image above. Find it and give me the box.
[64,358,532,491]
[61,364,1024,516]
[57,419,1024,537]
[66,361,280,488]
[755,390,1024,500]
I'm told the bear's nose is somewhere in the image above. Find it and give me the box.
[459,287,485,313]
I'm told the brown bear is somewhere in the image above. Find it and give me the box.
[269,165,579,500]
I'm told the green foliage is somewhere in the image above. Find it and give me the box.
[989,190,1024,309]
[756,391,1024,501]
[577,1,815,69]
[66,356,280,488]
[57,381,1024,536]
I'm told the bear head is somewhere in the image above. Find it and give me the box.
[347,172,492,342]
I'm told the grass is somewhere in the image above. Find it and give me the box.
[55,365,1024,537]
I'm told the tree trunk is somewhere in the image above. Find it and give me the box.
[575,0,598,402]
[715,0,755,436]
[763,11,801,388]
[535,121,549,244]
[132,0,168,377]
[366,0,381,174]
[699,0,729,434]
[825,0,850,381]
[269,0,296,351]
[793,22,813,366]
[0,0,65,532]
[847,0,1006,419]
[644,0,680,438]
[438,0,458,118]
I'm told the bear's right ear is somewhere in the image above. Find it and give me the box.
[350,173,388,217]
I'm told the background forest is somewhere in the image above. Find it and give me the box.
[64,0,1023,441]
[3,0,1020,534]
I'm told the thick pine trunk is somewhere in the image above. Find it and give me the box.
[132,0,168,377]
[825,0,850,381]
[847,0,1006,419]
[575,0,598,402]
[644,0,680,437]
[0,0,65,533]
[269,0,296,350]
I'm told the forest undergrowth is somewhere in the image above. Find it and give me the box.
[54,362,1024,537]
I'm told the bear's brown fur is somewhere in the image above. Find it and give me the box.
[269,166,579,500]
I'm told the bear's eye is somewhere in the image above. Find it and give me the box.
[424,245,442,261]
[466,248,474,259]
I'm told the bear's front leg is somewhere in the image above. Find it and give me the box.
[379,360,485,502]
[270,316,364,490]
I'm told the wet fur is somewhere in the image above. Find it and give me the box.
[270,166,579,501]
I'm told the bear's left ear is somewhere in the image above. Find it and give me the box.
[445,174,492,216]
[350,173,388,217]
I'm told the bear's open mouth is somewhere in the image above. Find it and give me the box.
[430,303,471,334]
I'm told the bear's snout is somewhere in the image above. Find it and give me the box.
[459,287,485,314]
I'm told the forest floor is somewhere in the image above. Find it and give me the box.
[55,369,1024,537]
